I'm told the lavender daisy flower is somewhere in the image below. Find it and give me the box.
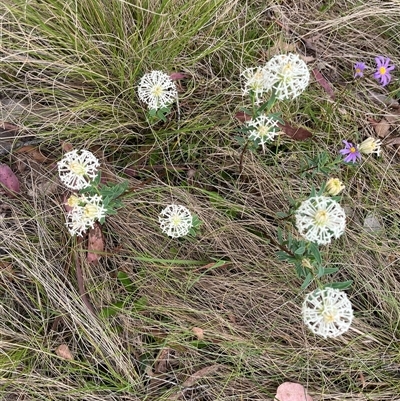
[354,62,366,78]
[340,140,361,163]
[374,56,395,86]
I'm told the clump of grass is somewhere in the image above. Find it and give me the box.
[1,0,400,400]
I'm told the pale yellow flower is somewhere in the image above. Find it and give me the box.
[325,178,345,196]
[358,137,382,156]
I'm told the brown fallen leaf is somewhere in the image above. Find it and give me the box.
[55,344,74,360]
[170,72,188,80]
[312,68,335,100]
[61,142,74,152]
[367,90,400,109]
[235,111,252,123]
[16,145,48,163]
[385,137,400,146]
[154,348,176,374]
[368,117,391,138]
[181,365,220,388]
[278,122,313,141]
[87,222,105,264]
[192,327,204,340]
[275,382,313,401]
[0,121,20,137]
[0,164,20,196]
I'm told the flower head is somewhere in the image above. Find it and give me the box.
[241,66,271,104]
[374,56,395,87]
[295,196,346,245]
[302,287,353,338]
[159,204,192,238]
[137,70,177,110]
[58,150,99,190]
[339,140,361,163]
[66,194,107,236]
[354,62,366,78]
[264,53,310,100]
[325,178,345,196]
[358,137,382,156]
[247,115,280,152]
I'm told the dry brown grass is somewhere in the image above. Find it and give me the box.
[1,0,400,400]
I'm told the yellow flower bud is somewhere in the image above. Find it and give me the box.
[325,178,345,196]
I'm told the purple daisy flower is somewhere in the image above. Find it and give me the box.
[339,140,361,163]
[374,56,395,86]
[354,62,366,78]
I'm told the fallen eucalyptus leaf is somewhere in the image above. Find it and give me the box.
[275,382,313,401]
[0,164,20,195]
[278,122,313,141]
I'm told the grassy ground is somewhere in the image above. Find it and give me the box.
[1,0,400,400]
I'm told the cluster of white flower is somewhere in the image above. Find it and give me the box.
[295,195,346,246]
[247,115,280,152]
[158,204,193,238]
[58,149,99,190]
[65,194,107,236]
[137,70,177,110]
[302,287,353,338]
[242,53,310,102]
[58,149,107,236]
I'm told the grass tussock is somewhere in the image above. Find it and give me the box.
[1,0,400,400]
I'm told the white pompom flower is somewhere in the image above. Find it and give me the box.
[358,137,382,156]
[58,149,99,190]
[302,287,353,338]
[247,115,280,152]
[295,196,346,245]
[159,204,193,238]
[264,53,310,100]
[241,66,271,104]
[138,70,177,110]
[66,194,107,236]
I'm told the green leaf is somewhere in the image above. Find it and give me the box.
[322,267,339,275]
[295,246,305,255]
[99,301,124,318]
[324,280,353,290]
[117,271,136,293]
[308,242,322,265]
[133,296,148,311]
[300,272,314,290]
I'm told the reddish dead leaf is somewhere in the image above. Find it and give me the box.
[87,222,105,264]
[312,68,335,100]
[154,348,175,374]
[235,111,252,123]
[181,365,220,388]
[170,72,188,80]
[368,117,390,138]
[192,327,204,340]
[275,382,313,401]
[278,122,313,141]
[385,137,400,146]
[55,344,74,360]
[0,121,20,136]
[0,164,20,196]
[61,142,74,152]
[16,145,48,163]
